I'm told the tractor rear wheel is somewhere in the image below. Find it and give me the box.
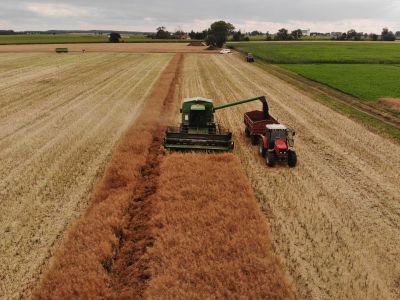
[245,127,250,137]
[251,135,258,145]
[266,152,275,167]
[288,150,297,167]
[259,140,266,157]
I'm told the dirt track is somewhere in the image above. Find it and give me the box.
[0,53,173,299]
[182,54,400,299]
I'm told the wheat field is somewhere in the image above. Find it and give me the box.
[145,153,294,299]
[2,49,399,299]
[32,54,294,299]
[0,52,173,299]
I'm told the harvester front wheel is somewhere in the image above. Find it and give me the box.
[288,150,297,167]
[259,140,266,157]
[266,152,275,167]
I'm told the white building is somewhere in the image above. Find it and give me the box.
[301,29,311,36]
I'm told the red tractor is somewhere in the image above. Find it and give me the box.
[244,103,297,167]
[258,124,297,167]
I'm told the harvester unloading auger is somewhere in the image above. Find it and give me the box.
[164,96,269,151]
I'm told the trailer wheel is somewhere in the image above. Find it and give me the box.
[288,150,297,167]
[266,152,275,167]
[245,127,250,137]
[259,140,266,157]
[251,135,258,145]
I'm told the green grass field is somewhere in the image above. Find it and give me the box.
[0,34,109,44]
[0,34,190,45]
[280,64,400,101]
[229,42,400,64]
[229,42,400,100]
[234,35,333,42]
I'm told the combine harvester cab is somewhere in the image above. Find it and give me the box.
[164,97,234,151]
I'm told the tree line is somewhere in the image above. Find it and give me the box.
[332,28,396,41]
[107,22,398,45]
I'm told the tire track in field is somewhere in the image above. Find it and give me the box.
[0,54,104,107]
[0,53,101,93]
[0,54,136,140]
[181,54,400,300]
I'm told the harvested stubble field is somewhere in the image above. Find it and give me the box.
[0,43,215,54]
[0,52,173,299]
[181,54,400,299]
[3,44,400,300]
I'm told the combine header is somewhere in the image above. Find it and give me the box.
[164,96,268,151]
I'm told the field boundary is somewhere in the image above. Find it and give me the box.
[0,38,204,46]
[265,64,400,124]
[0,43,217,54]
[230,49,400,141]
[265,64,400,140]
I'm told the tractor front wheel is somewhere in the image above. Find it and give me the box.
[245,127,250,137]
[259,140,266,157]
[288,150,297,167]
[266,152,275,167]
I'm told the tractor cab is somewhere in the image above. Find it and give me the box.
[265,124,291,148]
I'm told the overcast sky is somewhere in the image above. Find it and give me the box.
[1,1,399,33]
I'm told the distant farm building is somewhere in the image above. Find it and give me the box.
[301,29,311,36]
[331,32,343,37]
[311,32,331,37]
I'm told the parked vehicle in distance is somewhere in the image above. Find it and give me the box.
[246,53,255,62]
[220,49,232,54]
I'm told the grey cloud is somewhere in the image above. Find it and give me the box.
[0,0,398,31]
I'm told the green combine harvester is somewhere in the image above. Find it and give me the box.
[164,96,268,151]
